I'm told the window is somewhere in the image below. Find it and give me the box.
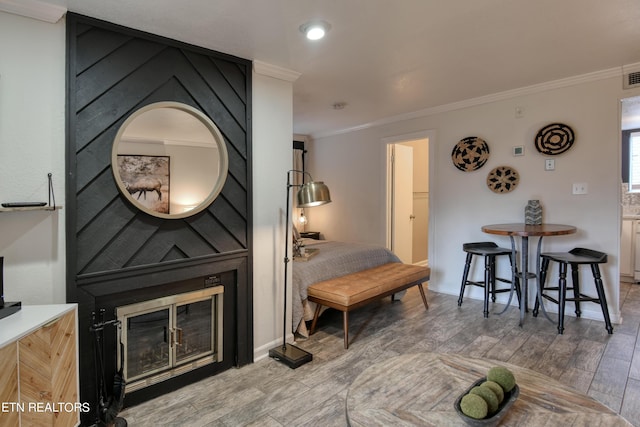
[630,131,640,191]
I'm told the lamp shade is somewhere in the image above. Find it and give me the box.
[297,181,331,207]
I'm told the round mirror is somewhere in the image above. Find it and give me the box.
[112,102,228,219]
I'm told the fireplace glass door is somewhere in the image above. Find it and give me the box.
[126,307,171,380]
[175,299,213,363]
[117,286,223,391]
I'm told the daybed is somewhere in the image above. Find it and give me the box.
[292,238,419,337]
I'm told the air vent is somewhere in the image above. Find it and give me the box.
[624,71,640,89]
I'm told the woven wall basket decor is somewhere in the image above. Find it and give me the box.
[534,123,575,155]
[451,136,490,171]
[486,166,519,193]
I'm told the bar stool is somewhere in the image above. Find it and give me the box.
[533,247,613,335]
[458,242,521,318]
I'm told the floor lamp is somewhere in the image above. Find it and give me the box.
[269,170,331,368]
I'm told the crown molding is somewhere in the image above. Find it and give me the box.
[623,62,640,75]
[0,0,66,23]
[253,60,301,82]
[312,66,625,139]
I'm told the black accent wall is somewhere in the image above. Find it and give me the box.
[65,13,252,424]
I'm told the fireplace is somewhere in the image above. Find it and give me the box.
[116,287,224,393]
[66,15,253,424]
[80,261,247,415]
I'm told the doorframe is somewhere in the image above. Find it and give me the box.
[382,130,435,263]
[619,94,640,315]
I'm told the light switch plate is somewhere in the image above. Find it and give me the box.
[572,183,588,194]
[545,159,555,171]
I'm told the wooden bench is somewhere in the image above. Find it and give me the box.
[307,262,430,349]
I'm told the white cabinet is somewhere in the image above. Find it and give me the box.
[621,218,635,278]
[0,305,79,426]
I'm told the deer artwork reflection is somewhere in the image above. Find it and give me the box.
[116,154,169,214]
[124,177,163,201]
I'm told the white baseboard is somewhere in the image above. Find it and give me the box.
[254,333,296,362]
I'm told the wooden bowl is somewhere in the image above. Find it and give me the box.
[454,377,520,426]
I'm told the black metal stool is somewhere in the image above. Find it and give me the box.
[533,247,613,334]
[458,242,521,318]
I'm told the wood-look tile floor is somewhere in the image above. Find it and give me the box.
[120,282,640,426]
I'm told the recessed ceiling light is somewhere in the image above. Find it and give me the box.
[299,21,331,41]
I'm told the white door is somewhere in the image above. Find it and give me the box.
[392,144,414,263]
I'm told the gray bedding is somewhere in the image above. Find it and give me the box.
[292,239,400,334]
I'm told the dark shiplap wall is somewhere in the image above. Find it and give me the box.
[69,20,250,274]
[65,13,253,418]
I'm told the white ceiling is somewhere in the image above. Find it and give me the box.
[23,0,640,135]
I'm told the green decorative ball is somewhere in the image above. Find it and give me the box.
[487,366,516,392]
[460,393,488,419]
[481,380,505,403]
[470,386,499,414]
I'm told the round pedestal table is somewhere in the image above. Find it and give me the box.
[481,223,576,325]
[346,352,632,426]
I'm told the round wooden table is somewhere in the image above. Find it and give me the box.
[346,352,632,426]
[481,223,576,325]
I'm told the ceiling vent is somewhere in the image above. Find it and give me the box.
[625,71,640,89]
[623,63,640,89]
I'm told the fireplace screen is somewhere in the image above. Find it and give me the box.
[176,299,213,363]
[117,286,223,392]
[126,308,170,379]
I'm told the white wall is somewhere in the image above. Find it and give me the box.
[0,12,66,304]
[308,75,640,325]
[251,71,294,359]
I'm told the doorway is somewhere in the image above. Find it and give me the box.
[620,95,640,283]
[385,133,430,266]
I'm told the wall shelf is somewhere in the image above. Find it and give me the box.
[0,205,62,212]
